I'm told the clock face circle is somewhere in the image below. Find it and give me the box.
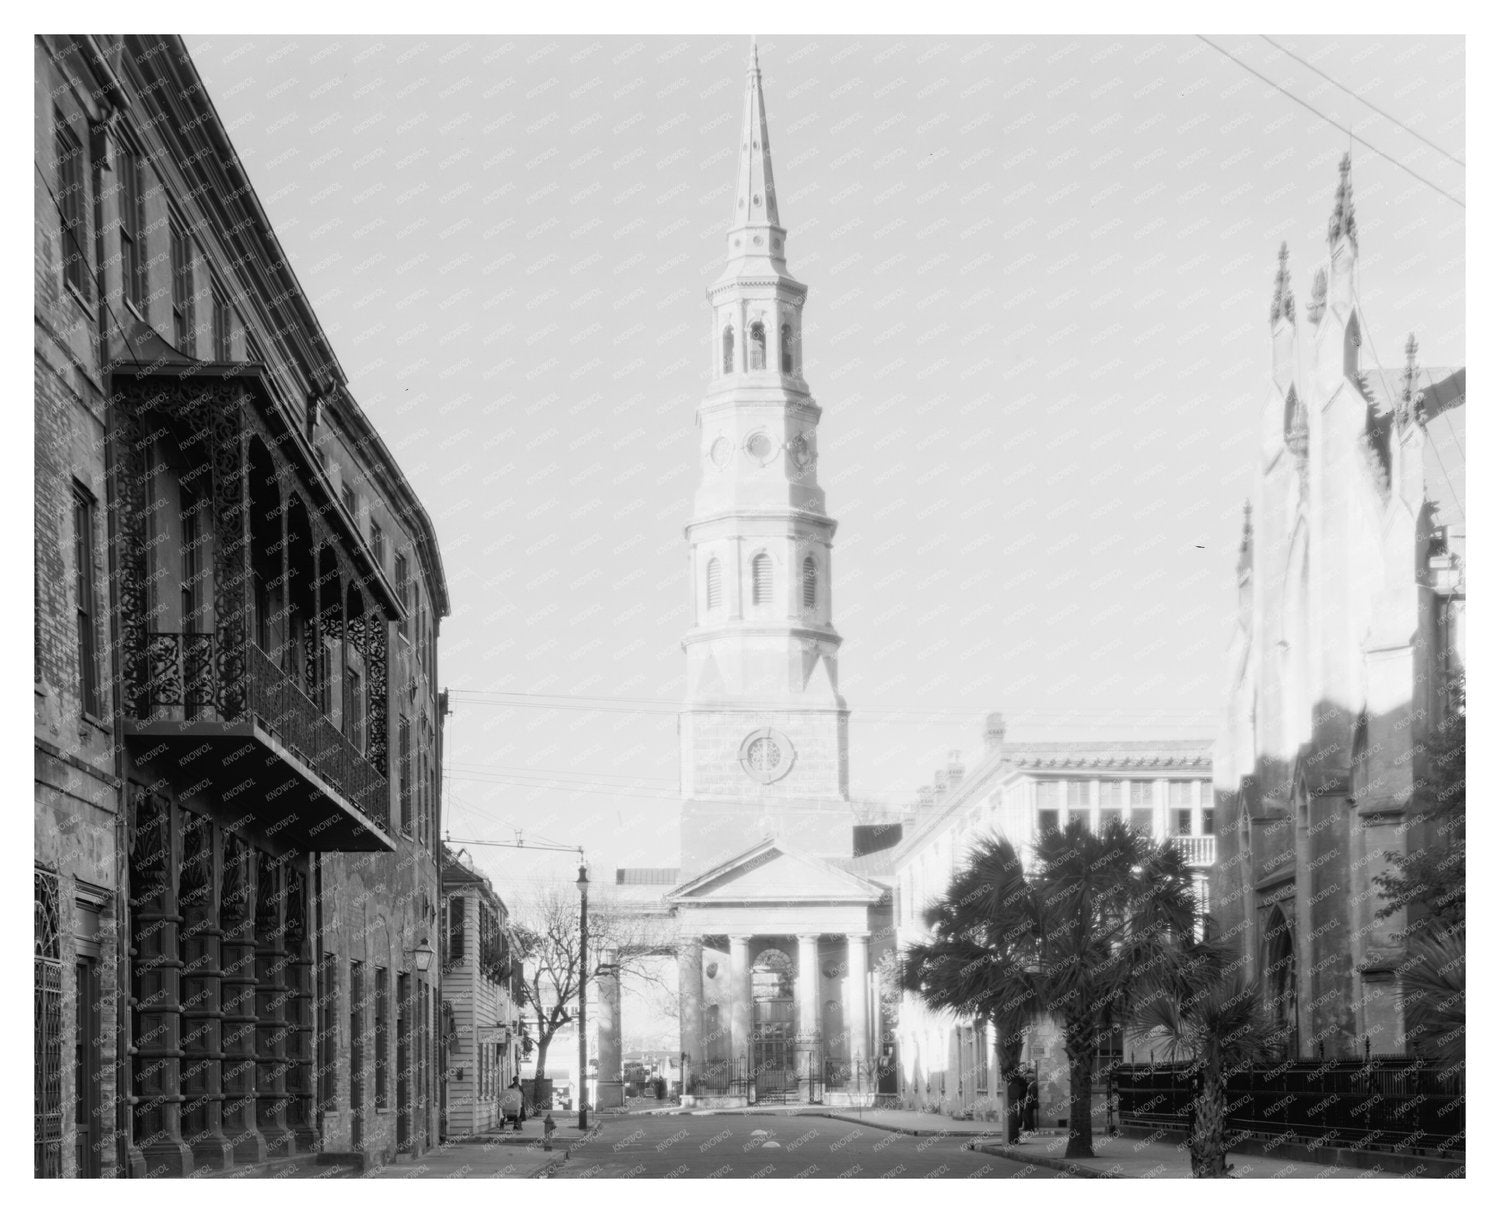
[740,727,795,784]
[745,431,775,463]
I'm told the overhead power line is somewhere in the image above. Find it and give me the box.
[1196,35,1465,210]
[1261,35,1465,169]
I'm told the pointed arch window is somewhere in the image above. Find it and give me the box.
[781,323,794,373]
[751,553,772,606]
[802,556,817,609]
[706,558,722,612]
[749,322,766,371]
[722,327,734,374]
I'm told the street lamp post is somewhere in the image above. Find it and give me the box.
[576,863,589,1131]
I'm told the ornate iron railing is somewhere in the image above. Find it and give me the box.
[248,642,390,831]
[1170,834,1216,866]
[136,630,389,832]
[1115,1056,1464,1155]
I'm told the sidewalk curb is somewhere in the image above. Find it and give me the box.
[794,1110,996,1139]
[973,1142,1120,1179]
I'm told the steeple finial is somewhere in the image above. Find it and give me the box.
[1328,153,1358,252]
[726,35,784,264]
[1271,242,1295,326]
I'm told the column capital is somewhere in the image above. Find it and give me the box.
[795,932,821,944]
[845,930,870,942]
[727,933,752,946]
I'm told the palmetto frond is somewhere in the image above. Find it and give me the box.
[1131,973,1279,1069]
[1401,927,1465,1070]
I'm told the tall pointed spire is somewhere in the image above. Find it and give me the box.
[1328,153,1358,253]
[726,35,786,266]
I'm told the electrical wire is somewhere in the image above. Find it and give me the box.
[1196,36,1465,209]
[1260,35,1465,169]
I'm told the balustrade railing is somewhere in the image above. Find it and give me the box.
[1169,834,1216,866]
[136,630,389,832]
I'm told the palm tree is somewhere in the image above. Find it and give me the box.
[1131,971,1280,1177]
[1399,926,1464,1073]
[902,819,1198,1159]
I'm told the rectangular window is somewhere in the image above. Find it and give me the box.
[375,967,389,1108]
[54,115,89,297]
[398,715,412,834]
[1174,810,1194,837]
[342,482,358,521]
[1037,809,1059,836]
[350,959,364,1119]
[1066,779,1090,809]
[1035,781,1062,809]
[448,894,466,965]
[1201,808,1216,837]
[1130,781,1154,808]
[1130,807,1154,836]
[1098,807,1122,830]
[371,522,385,568]
[1099,780,1125,807]
[170,219,195,353]
[118,144,147,311]
[395,555,410,638]
[211,279,231,361]
[1168,781,1192,808]
[72,483,101,716]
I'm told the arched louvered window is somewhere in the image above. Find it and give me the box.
[751,553,772,606]
[781,323,794,373]
[802,556,817,609]
[749,322,766,371]
[722,326,734,374]
[706,558,722,612]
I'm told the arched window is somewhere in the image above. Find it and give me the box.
[705,558,722,612]
[751,553,772,606]
[802,556,817,609]
[1264,905,1298,1056]
[781,323,794,373]
[722,326,734,374]
[749,322,766,371]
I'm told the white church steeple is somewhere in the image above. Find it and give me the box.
[679,42,853,875]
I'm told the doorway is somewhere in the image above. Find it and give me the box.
[74,957,102,1177]
[751,948,797,1102]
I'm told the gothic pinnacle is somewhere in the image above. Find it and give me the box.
[1328,152,1358,252]
[1271,242,1295,326]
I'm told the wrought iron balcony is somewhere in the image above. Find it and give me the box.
[1169,834,1216,867]
[127,631,392,851]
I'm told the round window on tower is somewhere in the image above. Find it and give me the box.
[745,431,775,463]
[710,437,732,468]
[740,727,795,785]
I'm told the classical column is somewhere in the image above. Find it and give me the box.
[254,852,293,1154]
[596,950,624,1109]
[846,933,870,1095]
[129,787,193,1176]
[728,935,751,1081]
[796,934,821,1097]
[677,938,704,1096]
[178,810,230,1171]
[219,834,265,1165]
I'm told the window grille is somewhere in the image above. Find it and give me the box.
[706,558,721,611]
[34,871,63,1178]
[802,557,816,609]
[751,553,772,606]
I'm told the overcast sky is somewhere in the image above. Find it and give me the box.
[188,33,1465,894]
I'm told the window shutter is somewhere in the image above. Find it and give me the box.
[706,558,721,611]
[751,554,772,606]
[802,557,816,609]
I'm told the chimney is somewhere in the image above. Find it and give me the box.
[984,713,1007,750]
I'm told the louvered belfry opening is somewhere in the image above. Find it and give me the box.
[751,553,772,605]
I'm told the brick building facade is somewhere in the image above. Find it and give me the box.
[34,35,449,1176]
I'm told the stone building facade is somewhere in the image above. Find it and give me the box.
[889,723,1214,1124]
[440,847,523,1138]
[1211,158,1466,1059]
[34,35,449,1176]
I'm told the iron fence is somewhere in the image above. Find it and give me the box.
[1115,1056,1464,1156]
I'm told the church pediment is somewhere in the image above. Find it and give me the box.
[668,838,883,906]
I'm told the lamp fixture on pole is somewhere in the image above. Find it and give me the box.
[576,862,589,1131]
[408,935,435,973]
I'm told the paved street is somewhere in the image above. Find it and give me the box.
[538,1113,1052,1179]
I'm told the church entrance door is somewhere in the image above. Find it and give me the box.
[750,948,798,1102]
